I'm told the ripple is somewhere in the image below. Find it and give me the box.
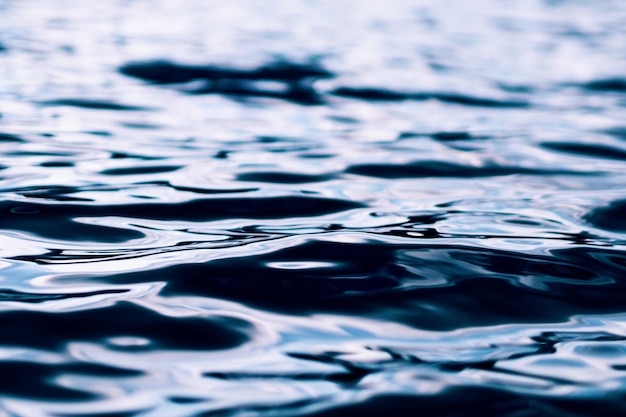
[2,0,626,414]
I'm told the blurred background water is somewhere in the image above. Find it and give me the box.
[1,0,626,415]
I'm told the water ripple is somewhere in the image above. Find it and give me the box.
[1,0,626,415]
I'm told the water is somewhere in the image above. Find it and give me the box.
[1,0,626,415]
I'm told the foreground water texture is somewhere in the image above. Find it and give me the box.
[1,0,626,415]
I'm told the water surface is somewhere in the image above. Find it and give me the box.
[1,0,626,415]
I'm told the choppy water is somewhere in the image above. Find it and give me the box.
[1,0,626,415]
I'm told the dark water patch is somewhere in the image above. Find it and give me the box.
[54,409,150,417]
[0,196,362,241]
[167,184,258,194]
[331,87,411,101]
[580,78,626,92]
[119,60,333,84]
[5,150,75,157]
[169,397,206,404]
[399,131,490,141]
[345,161,590,179]
[584,199,626,232]
[119,61,330,103]
[0,201,144,242]
[214,150,230,159]
[39,99,151,111]
[39,161,74,167]
[186,81,325,105]
[110,152,164,160]
[204,370,369,386]
[540,397,626,417]
[100,165,182,175]
[0,288,127,303]
[0,132,25,142]
[0,362,111,400]
[301,390,542,417]
[62,362,142,377]
[200,398,322,417]
[542,142,626,160]
[430,131,479,141]
[17,195,91,202]
[0,302,250,351]
[1,196,363,219]
[100,241,626,330]
[236,172,336,184]
[330,87,529,108]
[85,130,113,136]
[55,411,152,417]
[257,136,298,143]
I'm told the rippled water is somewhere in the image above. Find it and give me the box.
[1,0,626,415]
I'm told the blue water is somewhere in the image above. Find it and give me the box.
[1,0,626,415]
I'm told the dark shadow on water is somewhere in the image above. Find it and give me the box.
[345,161,594,179]
[0,361,140,401]
[584,199,626,232]
[0,132,25,142]
[100,165,182,176]
[98,241,626,331]
[542,142,626,160]
[0,301,251,351]
[579,78,626,92]
[0,288,127,303]
[119,60,332,105]
[331,87,530,108]
[0,196,363,242]
[236,172,337,184]
[119,60,333,84]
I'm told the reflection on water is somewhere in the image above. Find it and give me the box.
[1,0,626,415]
